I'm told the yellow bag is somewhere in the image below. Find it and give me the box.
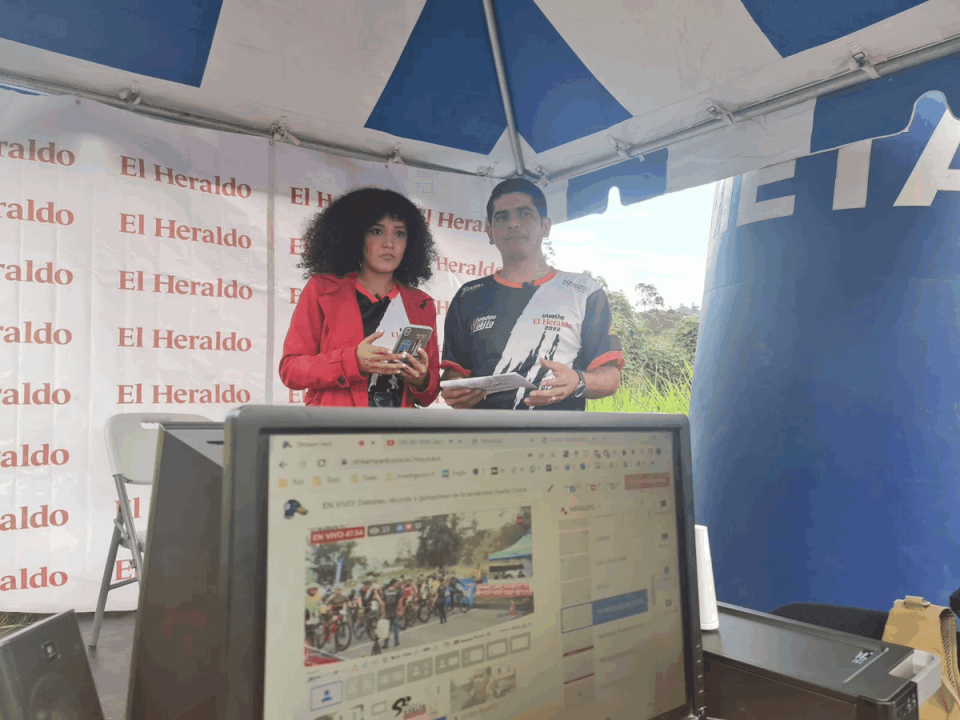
[883,596,960,720]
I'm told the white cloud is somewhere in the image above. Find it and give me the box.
[555,246,707,309]
[547,184,714,310]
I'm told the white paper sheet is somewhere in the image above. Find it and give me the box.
[439,372,536,395]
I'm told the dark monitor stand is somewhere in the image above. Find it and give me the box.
[126,422,225,720]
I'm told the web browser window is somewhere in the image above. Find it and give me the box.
[264,429,687,720]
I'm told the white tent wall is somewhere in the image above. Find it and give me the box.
[0,92,500,613]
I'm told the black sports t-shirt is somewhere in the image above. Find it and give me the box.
[441,271,623,410]
[382,586,401,618]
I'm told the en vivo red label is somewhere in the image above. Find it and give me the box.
[310,526,365,545]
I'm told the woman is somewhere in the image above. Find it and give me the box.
[280,187,440,407]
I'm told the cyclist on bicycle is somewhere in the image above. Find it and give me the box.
[327,584,347,611]
[402,577,416,604]
[360,579,377,612]
[305,583,324,621]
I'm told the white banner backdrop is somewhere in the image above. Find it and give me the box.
[0,93,501,612]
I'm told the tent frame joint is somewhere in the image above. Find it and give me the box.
[387,144,404,164]
[705,100,736,126]
[118,81,141,107]
[847,41,884,80]
[606,134,633,160]
[269,116,301,146]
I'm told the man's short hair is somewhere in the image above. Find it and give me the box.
[486,178,548,222]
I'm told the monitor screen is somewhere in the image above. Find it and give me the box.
[220,408,702,720]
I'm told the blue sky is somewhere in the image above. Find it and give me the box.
[549,182,716,310]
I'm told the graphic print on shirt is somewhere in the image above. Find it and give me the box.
[493,279,587,408]
[443,271,621,410]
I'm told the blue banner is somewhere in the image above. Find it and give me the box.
[692,92,960,612]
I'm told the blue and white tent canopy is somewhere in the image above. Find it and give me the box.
[1,0,959,220]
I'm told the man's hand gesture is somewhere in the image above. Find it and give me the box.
[524,358,578,407]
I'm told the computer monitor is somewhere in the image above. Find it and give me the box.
[218,407,705,720]
[126,421,226,720]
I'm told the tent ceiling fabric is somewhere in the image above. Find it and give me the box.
[1,0,960,220]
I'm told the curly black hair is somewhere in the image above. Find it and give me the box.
[298,186,436,288]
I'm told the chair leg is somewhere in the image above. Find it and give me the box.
[115,474,144,579]
[89,517,123,650]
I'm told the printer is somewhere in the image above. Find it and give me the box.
[703,602,942,720]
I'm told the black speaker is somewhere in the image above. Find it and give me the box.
[0,611,104,720]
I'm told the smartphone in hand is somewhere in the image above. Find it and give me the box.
[391,325,433,360]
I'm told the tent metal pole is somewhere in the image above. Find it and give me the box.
[480,0,528,179]
[2,32,958,189]
[0,68,477,177]
[543,34,960,186]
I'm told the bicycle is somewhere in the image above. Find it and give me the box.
[399,601,418,630]
[417,592,435,623]
[307,606,352,652]
[348,602,367,641]
[449,588,471,613]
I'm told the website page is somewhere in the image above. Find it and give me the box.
[264,429,687,720]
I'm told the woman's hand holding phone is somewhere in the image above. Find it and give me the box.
[356,332,401,376]
[397,348,430,391]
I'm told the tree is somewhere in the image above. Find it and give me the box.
[492,507,531,551]
[672,314,699,363]
[635,283,664,312]
[543,239,557,264]
[415,514,463,570]
[458,517,486,566]
[582,269,608,290]
[308,540,367,585]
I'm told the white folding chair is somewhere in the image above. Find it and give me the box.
[89,412,209,650]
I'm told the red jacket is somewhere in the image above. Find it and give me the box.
[279,274,440,408]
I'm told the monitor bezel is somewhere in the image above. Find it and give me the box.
[126,420,226,720]
[218,406,702,720]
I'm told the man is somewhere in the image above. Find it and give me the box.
[446,572,461,610]
[380,579,403,650]
[305,583,324,625]
[401,577,416,625]
[326,584,347,607]
[440,178,623,410]
[436,573,448,625]
[305,583,325,648]
[359,579,376,614]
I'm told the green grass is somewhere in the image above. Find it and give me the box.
[588,363,692,415]
[0,612,47,638]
